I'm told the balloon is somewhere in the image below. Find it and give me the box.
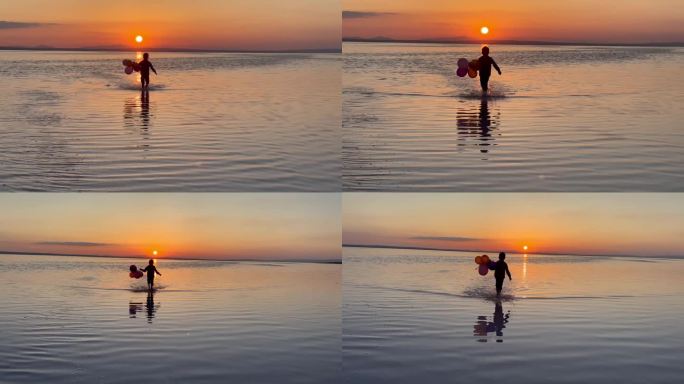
[469,59,480,71]
[129,265,143,278]
[478,264,489,276]
[488,261,497,270]
[125,66,134,75]
[468,68,478,78]
[475,255,482,264]
[481,255,490,264]
[457,58,469,69]
[132,63,141,72]
[456,67,468,77]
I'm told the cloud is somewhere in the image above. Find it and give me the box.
[0,21,51,29]
[35,241,113,247]
[343,11,397,19]
[411,236,481,242]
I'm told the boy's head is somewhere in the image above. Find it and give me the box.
[149,259,154,265]
[143,53,149,60]
[498,252,506,260]
[482,46,490,56]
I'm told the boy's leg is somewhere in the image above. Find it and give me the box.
[480,76,489,92]
[496,278,503,295]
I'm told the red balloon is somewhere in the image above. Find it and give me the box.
[478,264,489,276]
[475,255,483,264]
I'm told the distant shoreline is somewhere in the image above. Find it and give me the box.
[0,46,341,54]
[342,244,683,260]
[342,38,684,48]
[0,250,341,264]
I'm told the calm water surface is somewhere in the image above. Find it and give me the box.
[343,43,684,191]
[0,51,340,191]
[343,247,684,383]
[0,254,340,383]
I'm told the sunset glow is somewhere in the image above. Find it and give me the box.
[0,194,340,261]
[343,0,684,43]
[0,0,340,51]
[343,194,684,257]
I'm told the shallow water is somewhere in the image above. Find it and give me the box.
[343,43,684,191]
[0,254,340,383]
[343,247,684,383]
[0,51,340,191]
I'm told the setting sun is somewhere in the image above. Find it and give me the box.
[152,250,158,256]
[523,245,528,251]
[480,26,489,35]
[135,35,143,44]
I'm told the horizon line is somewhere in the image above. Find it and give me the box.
[342,243,684,260]
[342,37,684,48]
[0,46,341,54]
[0,250,341,264]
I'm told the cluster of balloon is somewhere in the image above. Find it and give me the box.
[474,255,497,276]
[122,59,141,75]
[456,57,480,78]
[129,265,144,279]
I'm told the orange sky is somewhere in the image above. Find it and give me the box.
[0,0,340,50]
[343,194,684,257]
[0,194,340,261]
[343,0,684,43]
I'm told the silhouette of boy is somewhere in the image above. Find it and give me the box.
[141,259,162,291]
[139,53,157,89]
[478,46,501,93]
[494,252,512,296]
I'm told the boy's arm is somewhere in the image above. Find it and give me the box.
[493,59,502,75]
[506,265,512,280]
[155,267,162,276]
[151,63,157,75]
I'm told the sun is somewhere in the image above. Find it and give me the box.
[152,250,158,256]
[523,245,528,251]
[135,35,144,44]
[480,26,489,35]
